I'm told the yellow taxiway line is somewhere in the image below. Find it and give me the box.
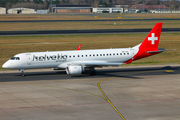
[98,77,126,120]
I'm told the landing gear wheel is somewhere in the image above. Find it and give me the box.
[21,72,24,77]
[90,70,96,76]
[19,69,25,77]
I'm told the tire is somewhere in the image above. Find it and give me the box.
[90,70,96,76]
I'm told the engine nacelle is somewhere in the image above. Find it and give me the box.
[66,66,82,75]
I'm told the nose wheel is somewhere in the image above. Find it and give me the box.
[19,69,25,77]
[21,71,24,77]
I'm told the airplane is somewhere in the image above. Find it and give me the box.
[2,23,168,76]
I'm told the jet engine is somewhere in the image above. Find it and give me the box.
[66,66,82,75]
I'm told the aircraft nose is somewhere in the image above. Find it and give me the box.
[2,62,9,69]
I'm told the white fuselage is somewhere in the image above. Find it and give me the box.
[2,48,138,70]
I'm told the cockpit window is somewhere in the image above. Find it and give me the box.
[10,57,16,60]
[10,57,20,60]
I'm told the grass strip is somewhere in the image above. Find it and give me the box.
[0,20,180,31]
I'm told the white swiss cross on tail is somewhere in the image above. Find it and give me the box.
[148,33,158,45]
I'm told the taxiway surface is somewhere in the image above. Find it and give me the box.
[0,65,180,120]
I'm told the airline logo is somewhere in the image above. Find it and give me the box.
[148,33,158,45]
[32,54,67,62]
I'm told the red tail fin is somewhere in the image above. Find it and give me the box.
[140,23,163,51]
[133,23,163,61]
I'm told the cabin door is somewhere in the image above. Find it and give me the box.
[26,54,32,65]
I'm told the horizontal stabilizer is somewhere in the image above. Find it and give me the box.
[147,49,176,53]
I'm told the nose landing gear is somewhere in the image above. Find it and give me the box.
[19,69,25,77]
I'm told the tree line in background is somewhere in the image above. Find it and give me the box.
[0,0,179,10]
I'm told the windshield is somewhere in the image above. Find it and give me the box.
[10,57,20,60]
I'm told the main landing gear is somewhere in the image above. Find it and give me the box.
[89,69,96,76]
[85,67,96,76]
[19,69,25,77]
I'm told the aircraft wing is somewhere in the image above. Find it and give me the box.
[83,63,124,67]
[71,61,124,67]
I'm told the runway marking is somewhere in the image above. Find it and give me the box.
[98,77,126,120]
[165,70,174,72]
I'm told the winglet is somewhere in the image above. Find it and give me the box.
[76,44,81,50]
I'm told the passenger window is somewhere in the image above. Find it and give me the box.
[73,55,75,57]
[127,53,129,55]
[103,54,105,56]
[93,54,95,56]
[89,55,91,57]
[82,55,83,57]
[120,53,122,55]
[107,54,108,56]
[117,53,119,55]
[124,53,126,55]
[110,54,111,56]
[100,54,102,56]
[69,56,71,58]
[113,53,115,55]
[86,55,87,57]
[78,55,80,57]
[97,54,98,56]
